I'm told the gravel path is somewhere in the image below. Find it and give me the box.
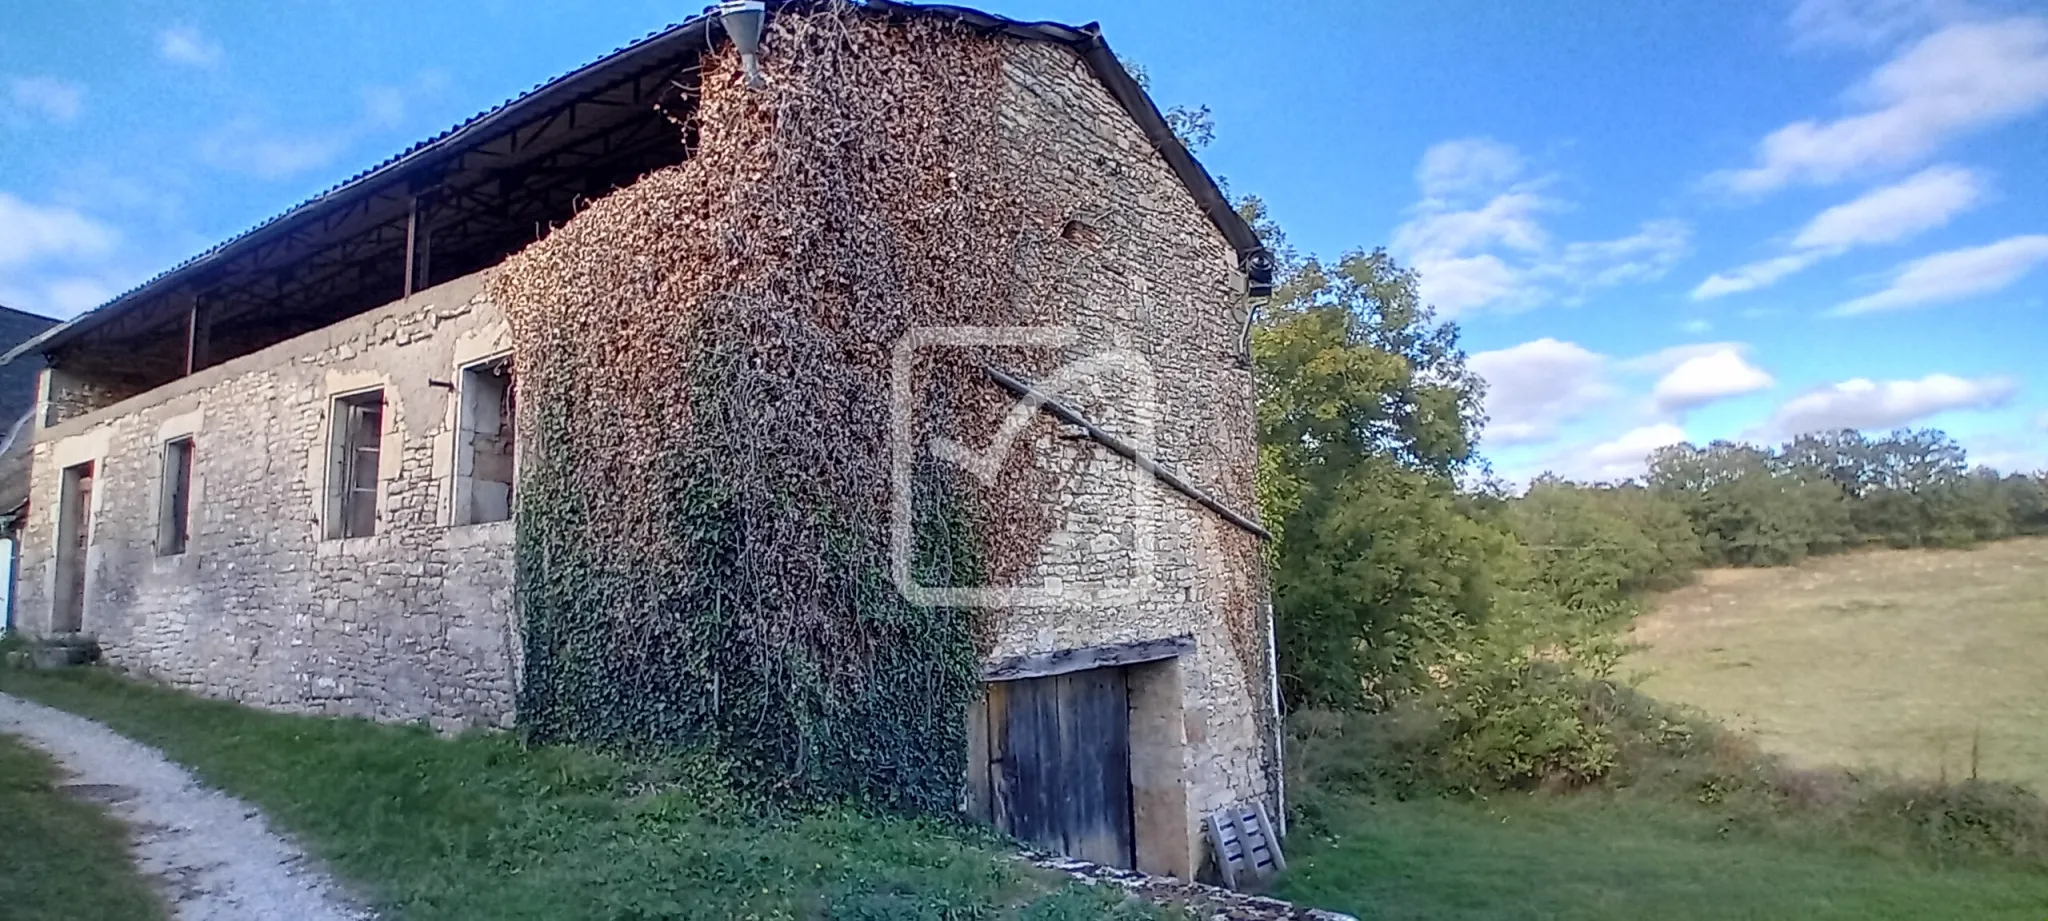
[0,692,373,921]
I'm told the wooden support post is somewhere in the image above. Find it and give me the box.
[193,302,210,372]
[173,289,204,376]
[402,194,419,299]
[416,193,433,291]
[183,301,198,376]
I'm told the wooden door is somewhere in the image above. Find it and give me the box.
[988,667,1136,868]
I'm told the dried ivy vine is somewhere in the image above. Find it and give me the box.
[491,7,1069,811]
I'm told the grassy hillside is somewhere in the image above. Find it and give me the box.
[1628,536,2048,793]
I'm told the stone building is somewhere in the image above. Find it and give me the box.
[3,1,1279,879]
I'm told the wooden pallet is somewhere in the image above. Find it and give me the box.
[1204,800,1286,891]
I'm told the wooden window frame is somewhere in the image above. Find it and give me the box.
[326,389,385,540]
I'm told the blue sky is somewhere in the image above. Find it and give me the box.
[2,0,2044,479]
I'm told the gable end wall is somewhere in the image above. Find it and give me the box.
[985,38,1275,874]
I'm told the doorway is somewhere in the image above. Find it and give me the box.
[986,666,1137,868]
[53,461,93,633]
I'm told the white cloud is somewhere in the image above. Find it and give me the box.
[1681,319,1713,335]
[1416,137,1526,201]
[0,193,118,267]
[1549,220,1692,290]
[1788,0,1963,49]
[1767,373,2016,434]
[0,194,138,318]
[1415,253,1527,316]
[1474,338,1773,453]
[1393,190,1549,258]
[1833,234,2048,314]
[1794,165,1985,248]
[158,26,223,68]
[1621,341,1745,373]
[1651,348,1776,413]
[1395,139,1690,317]
[1719,17,2048,193]
[1577,423,1692,482]
[1469,338,1613,445]
[1692,251,1830,300]
[7,76,84,123]
[1694,165,1987,300]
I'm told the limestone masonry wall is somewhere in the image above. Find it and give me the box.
[18,272,519,730]
[985,38,1276,857]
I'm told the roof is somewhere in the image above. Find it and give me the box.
[2,1,1271,367]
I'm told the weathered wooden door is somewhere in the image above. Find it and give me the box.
[988,667,1136,868]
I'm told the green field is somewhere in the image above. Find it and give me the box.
[1627,536,2048,793]
[1273,538,2048,920]
[1275,793,2048,921]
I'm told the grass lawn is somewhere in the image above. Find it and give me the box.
[0,669,1158,921]
[1276,793,2048,921]
[0,731,169,921]
[1627,536,2048,793]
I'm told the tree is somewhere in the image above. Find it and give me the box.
[1252,238,1490,706]
[1648,441,1850,565]
[1122,60,1216,152]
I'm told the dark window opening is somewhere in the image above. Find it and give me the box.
[456,358,515,525]
[159,437,193,555]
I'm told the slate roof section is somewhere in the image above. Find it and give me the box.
[0,304,57,521]
[3,1,1270,366]
[0,306,56,423]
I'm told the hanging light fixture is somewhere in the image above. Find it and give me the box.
[718,0,768,88]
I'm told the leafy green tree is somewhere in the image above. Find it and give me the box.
[1506,479,1702,614]
[1251,232,1490,706]
[1647,441,1850,566]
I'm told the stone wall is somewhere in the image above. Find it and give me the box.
[17,272,519,730]
[978,38,1276,873]
[41,369,155,428]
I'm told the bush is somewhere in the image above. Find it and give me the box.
[1289,631,1632,797]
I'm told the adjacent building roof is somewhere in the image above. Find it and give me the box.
[0,305,56,522]
[0,306,55,421]
[3,0,1271,369]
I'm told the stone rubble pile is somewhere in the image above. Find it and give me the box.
[1025,853,1358,921]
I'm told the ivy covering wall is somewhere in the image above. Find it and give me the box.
[488,9,1074,810]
